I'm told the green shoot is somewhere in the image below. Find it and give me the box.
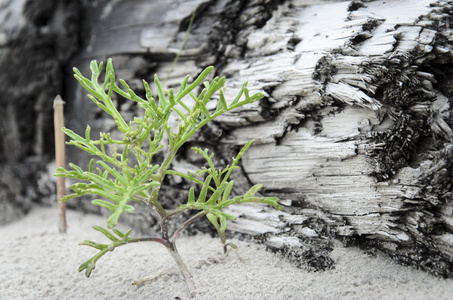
[55,58,281,298]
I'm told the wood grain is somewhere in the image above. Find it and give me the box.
[65,0,453,277]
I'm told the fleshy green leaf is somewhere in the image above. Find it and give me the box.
[188,187,195,204]
[206,213,220,231]
[77,226,134,277]
[222,180,234,202]
[205,182,227,205]
[198,175,212,203]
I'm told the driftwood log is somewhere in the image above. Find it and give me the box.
[1,0,452,278]
[0,0,80,224]
[64,0,453,277]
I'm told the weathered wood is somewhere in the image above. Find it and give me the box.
[0,0,80,224]
[53,95,67,233]
[215,0,453,277]
[30,0,453,277]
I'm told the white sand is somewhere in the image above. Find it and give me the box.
[1,206,452,300]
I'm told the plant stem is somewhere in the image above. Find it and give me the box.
[164,2,198,84]
[148,147,178,216]
[159,207,201,297]
[171,211,206,244]
[167,243,197,298]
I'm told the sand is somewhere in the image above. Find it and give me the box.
[1,206,452,300]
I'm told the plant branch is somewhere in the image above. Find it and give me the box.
[147,148,178,216]
[171,211,206,245]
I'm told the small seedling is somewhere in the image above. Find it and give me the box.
[55,58,282,297]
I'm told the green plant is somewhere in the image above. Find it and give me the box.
[54,58,282,298]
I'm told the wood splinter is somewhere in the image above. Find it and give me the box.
[53,95,67,233]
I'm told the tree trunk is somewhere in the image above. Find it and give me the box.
[2,0,452,278]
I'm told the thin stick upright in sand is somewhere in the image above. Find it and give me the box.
[53,95,67,233]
